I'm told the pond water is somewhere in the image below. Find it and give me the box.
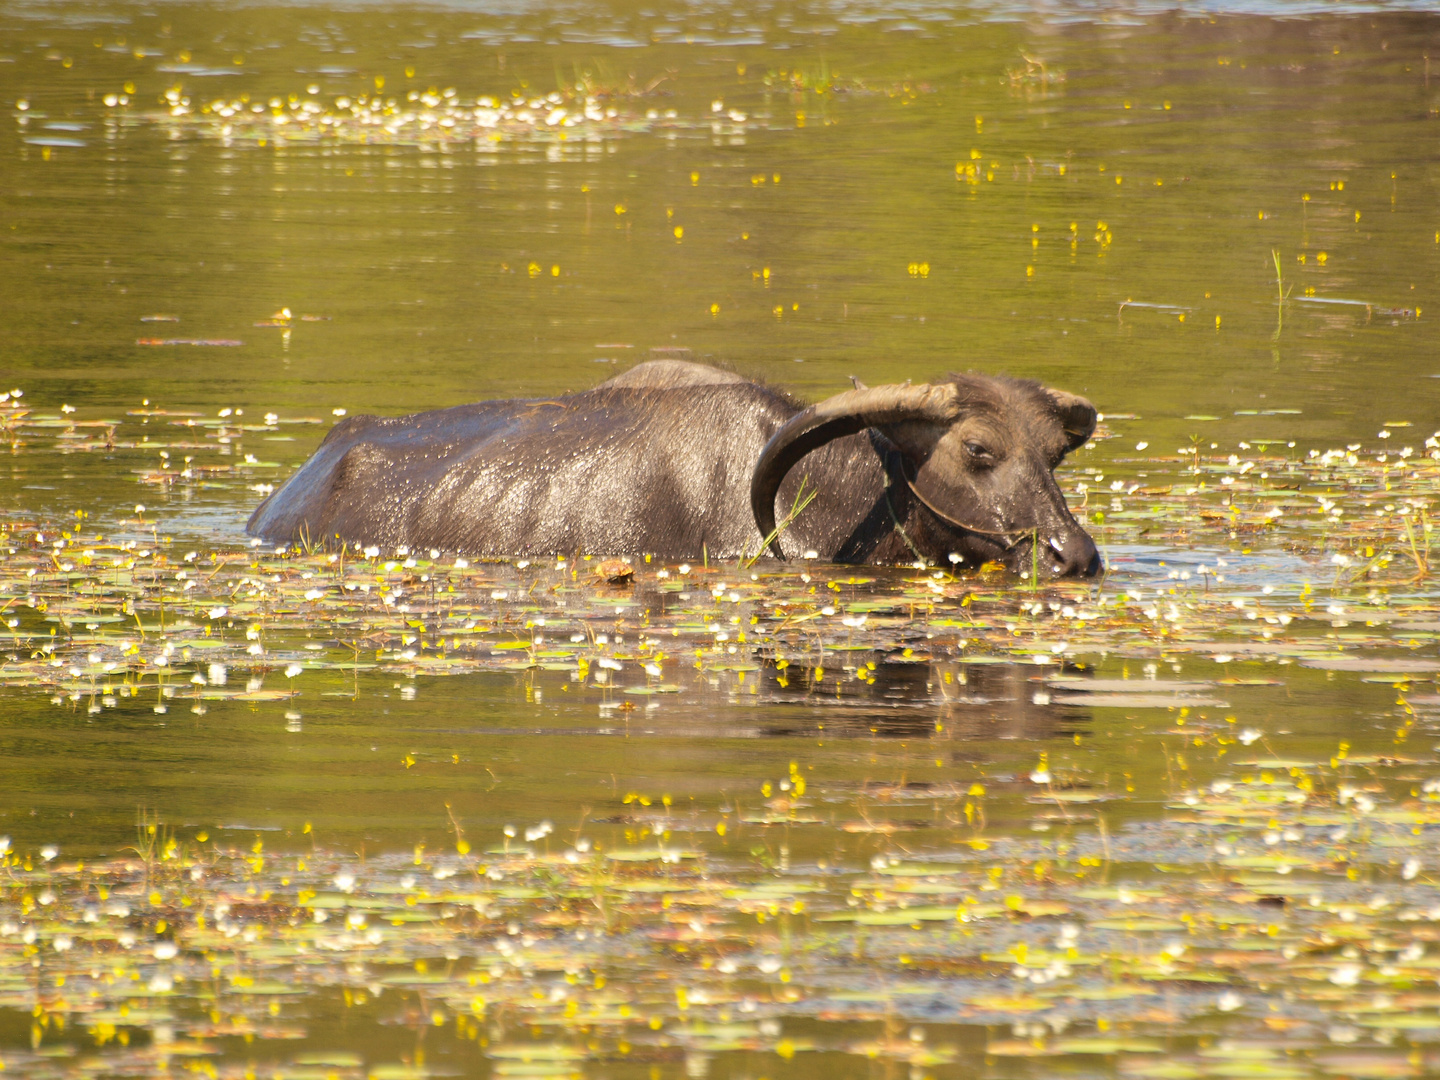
[3,1,1440,1077]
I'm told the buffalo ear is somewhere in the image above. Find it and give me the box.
[1044,388,1097,454]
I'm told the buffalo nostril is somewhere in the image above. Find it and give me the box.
[1049,535,1103,578]
[1070,545,1103,577]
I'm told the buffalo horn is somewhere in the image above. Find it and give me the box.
[750,383,959,559]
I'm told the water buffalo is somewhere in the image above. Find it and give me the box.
[246,360,1102,576]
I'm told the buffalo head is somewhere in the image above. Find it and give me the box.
[750,373,1102,577]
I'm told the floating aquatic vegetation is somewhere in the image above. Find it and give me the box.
[133,80,787,151]
[5,753,1440,1079]
[103,61,921,152]
[148,89,684,148]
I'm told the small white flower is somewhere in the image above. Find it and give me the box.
[1329,964,1362,987]
[1216,991,1243,1012]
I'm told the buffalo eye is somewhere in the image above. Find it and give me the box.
[964,440,996,465]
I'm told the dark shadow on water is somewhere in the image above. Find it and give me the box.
[752,659,1093,740]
